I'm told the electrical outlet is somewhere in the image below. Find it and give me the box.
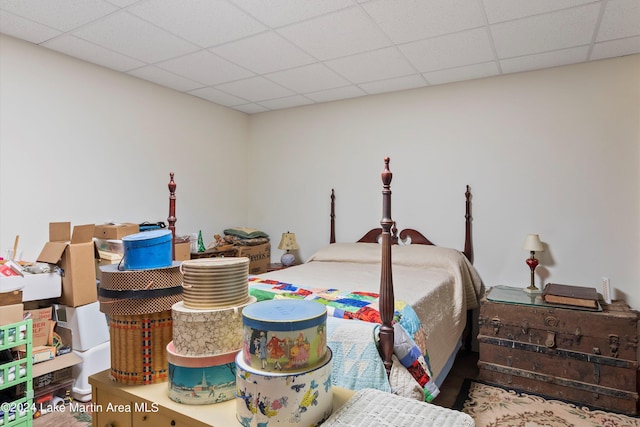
[602,277,611,304]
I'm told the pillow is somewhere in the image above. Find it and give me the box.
[307,242,381,264]
[223,227,269,239]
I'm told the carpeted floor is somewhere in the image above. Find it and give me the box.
[454,379,640,427]
[33,402,92,427]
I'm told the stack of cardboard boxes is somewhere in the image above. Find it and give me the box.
[0,222,114,408]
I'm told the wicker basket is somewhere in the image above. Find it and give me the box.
[109,310,173,385]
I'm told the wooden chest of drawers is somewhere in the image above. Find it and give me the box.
[478,286,639,415]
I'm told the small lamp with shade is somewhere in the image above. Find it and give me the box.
[278,232,299,267]
[523,234,544,293]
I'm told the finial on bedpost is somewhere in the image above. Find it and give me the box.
[379,157,394,377]
[464,185,474,264]
[330,189,336,244]
[381,157,392,187]
[168,172,177,260]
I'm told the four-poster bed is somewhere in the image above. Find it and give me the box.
[250,157,482,399]
[327,158,476,376]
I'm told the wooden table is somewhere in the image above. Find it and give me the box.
[90,370,354,426]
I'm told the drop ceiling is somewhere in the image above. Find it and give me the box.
[1,0,639,114]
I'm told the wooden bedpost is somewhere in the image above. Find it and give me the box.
[464,185,474,264]
[379,157,394,377]
[168,172,177,260]
[330,189,336,244]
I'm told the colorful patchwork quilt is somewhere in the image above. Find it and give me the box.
[248,277,440,402]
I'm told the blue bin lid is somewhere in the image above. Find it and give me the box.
[122,229,172,242]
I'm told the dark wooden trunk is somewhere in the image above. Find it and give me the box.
[478,291,639,415]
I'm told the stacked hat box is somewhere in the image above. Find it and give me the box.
[168,257,255,405]
[235,299,333,426]
[99,227,335,423]
[99,230,180,385]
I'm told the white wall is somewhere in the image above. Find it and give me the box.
[0,35,249,261]
[247,55,640,310]
[2,33,638,310]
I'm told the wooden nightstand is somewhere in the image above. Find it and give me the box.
[478,285,639,415]
[267,262,288,272]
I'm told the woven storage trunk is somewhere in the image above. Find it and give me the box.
[109,310,173,385]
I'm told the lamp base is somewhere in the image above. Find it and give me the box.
[281,252,295,267]
[523,285,542,294]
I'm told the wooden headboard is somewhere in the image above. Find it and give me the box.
[330,179,474,264]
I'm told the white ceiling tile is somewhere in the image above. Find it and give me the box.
[230,0,354,28]
[128,0,266,48]
[362,0,485,43]
[0,10,61,43]
[156,50,253,86]
[127,65,204,92]
[423,61,499,85]
[232,103,269,114]
[2,0,639,114]
[591,36,640,60]
[359,74,427,95]
[258,95,314,110]
[72,11,199,63]
[188,87,249,107]
[325,47,416,83]
[210,31,315,74]
[215,76,294,102]
[43,34,145,71]
[266,63,350,93]
[400,27,495,72]
[0,0,118,32]
[596,0,640,42]
[304,85,367,103]
[482,0,595,24]
[277,7,391,60]
[491,3,600,58]
[105,0,138,7]
[500,46,588,73]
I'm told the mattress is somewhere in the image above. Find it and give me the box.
[255,243,483,393]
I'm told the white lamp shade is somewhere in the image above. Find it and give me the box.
[523,234,544,252]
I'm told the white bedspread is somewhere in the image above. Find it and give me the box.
[257,243,483,384]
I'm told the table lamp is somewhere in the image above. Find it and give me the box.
[523,234,544,293]
[278,232,299,267]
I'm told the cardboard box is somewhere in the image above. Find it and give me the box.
[0,303,24,326]
[32,352,81,378]
[31,345,56,364]
[94,223,139,240]
[174,241,191,261]
[0,290,22,306]
[24,306,53,347]
[235,243,270,275]
[52,302,109,351]
[37,222,98,307]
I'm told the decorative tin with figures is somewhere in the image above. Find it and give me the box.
[166,342,238,405]
[241,299,327,372]
[235,348,333,426]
